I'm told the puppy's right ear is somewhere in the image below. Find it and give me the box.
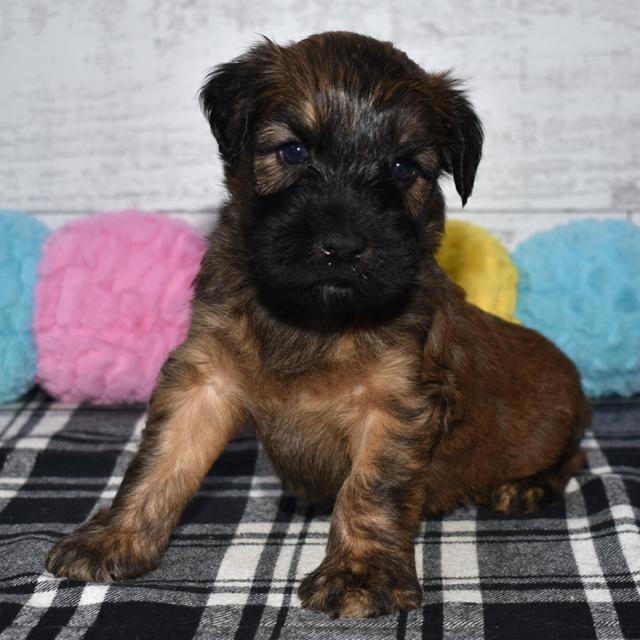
[199,40,279,162]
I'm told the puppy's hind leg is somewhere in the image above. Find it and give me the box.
[47,334,246,582]
[491,447,585,515]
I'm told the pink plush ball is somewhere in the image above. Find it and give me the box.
[33,210,207,404]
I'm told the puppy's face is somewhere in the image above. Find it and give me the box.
[200,32,483,319]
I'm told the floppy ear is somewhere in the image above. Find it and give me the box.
[438,78,484,207]
[199,40,279,162]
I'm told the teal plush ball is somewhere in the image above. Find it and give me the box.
[515,220,640,398]
[0,210,49,403]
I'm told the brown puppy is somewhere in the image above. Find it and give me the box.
[47,32,590,618]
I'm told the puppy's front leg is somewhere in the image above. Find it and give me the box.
[299,408,431,618]
[47,334,245,581]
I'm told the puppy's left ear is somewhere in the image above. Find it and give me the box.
[200,39,279,162]
[437,77,484,207]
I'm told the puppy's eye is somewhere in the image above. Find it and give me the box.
[391,159,418,187]
[279,142,309,165]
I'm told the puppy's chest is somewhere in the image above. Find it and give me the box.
[244,350,423,501]
[251,379,362,500]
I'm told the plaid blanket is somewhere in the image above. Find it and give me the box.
[1,392,639,640]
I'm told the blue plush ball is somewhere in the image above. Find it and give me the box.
[0,210,49,403]
[515,220,640,398]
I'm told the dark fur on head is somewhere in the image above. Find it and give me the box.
[200,33,482,322]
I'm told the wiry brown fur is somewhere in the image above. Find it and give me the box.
[47,32,589,619]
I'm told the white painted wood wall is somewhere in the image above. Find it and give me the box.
[1,0,639,248]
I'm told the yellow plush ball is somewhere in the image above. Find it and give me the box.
[436,220,518,322]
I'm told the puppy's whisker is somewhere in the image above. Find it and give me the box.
[351,264,368,280]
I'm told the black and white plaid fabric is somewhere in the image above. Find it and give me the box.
[1,391,639,639]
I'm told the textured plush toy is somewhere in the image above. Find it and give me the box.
[436,219,518,322]
[33,211,206,404]
[515,219,640,398]
[0,210,49,404]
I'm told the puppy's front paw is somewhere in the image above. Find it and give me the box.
[46,509,161,582]
[298,555,422,618]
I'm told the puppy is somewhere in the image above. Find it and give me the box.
[47,32,590,618]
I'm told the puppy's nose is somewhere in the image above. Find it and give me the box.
[320,233,367,262]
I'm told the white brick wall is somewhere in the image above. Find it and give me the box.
[1,0,638,241]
